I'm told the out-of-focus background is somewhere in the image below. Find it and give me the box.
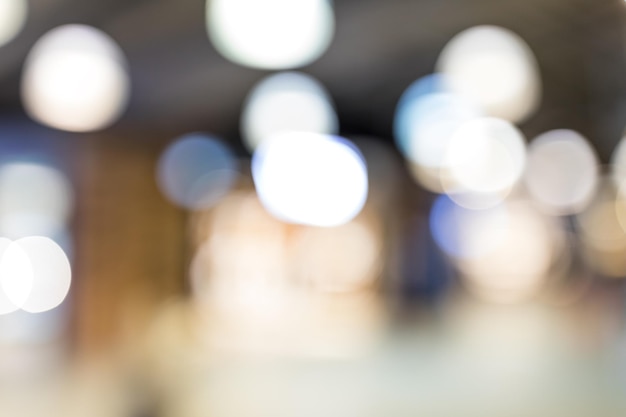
[2,0,626,416]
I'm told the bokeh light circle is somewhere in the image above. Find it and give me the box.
[457,201,556,303]
[18,236,72,313]
[252,132,368,227]
[207,0,335,69]
[611,134,626,190]
[0,0,27,48]
[394,74,481,164]
[580,183,626,252]
[525,130,599,215]
[157,134,237,211]
[443,117,526,205]
[241,72,338,151]
[0,162,73,239]
[577,179,626,278]
[437,25,541,123]
[21,24,130,132]
[430,195,510,260]
[0,236,71,315]
[0,238,31,314]
[394,74,482,192]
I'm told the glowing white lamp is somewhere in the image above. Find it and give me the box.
[0,0,27,48]
[442,117,526,209]
[22,24,130,132]
[252,132,368,227]
[17,237,72,314]
[525,130,599,215]
[0,236,71,314]
[241,72,338,151]
[207,0,335,69]
[437,25,541,123]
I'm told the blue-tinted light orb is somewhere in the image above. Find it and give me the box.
[395,74,480,161]
[0,162,73,239]
[430,194,509,259]
[157,134,237,211]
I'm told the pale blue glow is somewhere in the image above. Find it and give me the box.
[157,134,237,211]
[430,195,509,259]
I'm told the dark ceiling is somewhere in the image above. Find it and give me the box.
[0,0,625,161]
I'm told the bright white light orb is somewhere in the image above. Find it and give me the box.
[0,0,27,48]
[0,236,71,314]
[437,25,541,123]
[241,72,338,151]
[207,0,335,70]
[0,238,31,315]
[525,130,599,215]
[157,134,237,211]
[22,24,130,132]
[444,117,526,201]
[0,162,73,238]
[252,132,368,227]
[16,237,72,313]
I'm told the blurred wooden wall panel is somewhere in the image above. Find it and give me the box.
[72,134,186,355]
